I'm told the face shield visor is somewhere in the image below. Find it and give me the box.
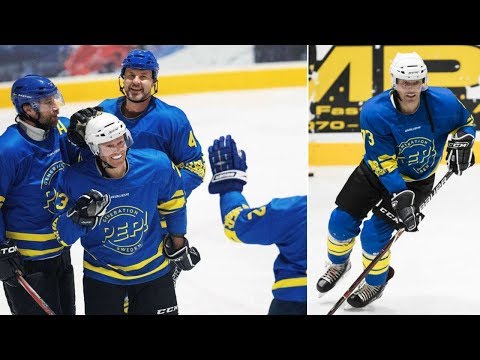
[33,90,65,113]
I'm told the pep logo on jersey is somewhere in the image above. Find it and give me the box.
[397,137,437,175]
[100,206,149,255]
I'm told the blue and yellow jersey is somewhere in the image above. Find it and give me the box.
[0,117,82,261]
[220,192,307,303]
[361,87,475,194]
[99,97,204,197]
[52,148,186,286]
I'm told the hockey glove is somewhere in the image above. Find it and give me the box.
[446,130,475,175]
[391,190,423,232]
[67,189,111,229]
[208,135,248,194]
[67,106,103,147]
[163,235,201,271]
[0,240,24,287]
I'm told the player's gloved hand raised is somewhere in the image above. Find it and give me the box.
[68,106,103,147]
[391,190,423,232]
[208,135,247,194]
[446,130,475,175]
[0,240,24,287]
[163,235,201,271]
[67,189,111,229]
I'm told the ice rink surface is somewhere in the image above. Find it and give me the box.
[309,163,480,315]
[0,86,307,315]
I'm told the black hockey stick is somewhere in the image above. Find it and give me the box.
[327,169,454,315]
[15,271,56,315]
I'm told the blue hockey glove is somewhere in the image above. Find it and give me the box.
[208,135,247,194]
[446,130,475,176]
[68,106,103,147]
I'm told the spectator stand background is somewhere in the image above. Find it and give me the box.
[0,45,306,80]
[0,45,306,108]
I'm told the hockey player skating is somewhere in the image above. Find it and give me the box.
[66,49,205,284]
[316,52,476,308]
[0,75,85,315]
[52,112,200,315]
[208,135,306,315]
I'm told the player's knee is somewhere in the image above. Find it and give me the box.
[328,207,362,240]
[360,219,393,254]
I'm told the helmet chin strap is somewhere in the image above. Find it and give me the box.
[118,77,158,103]
[393,89,401,100]
[391,90,402,111]
[20,112,51,132]
[96,157,119,179]
[100,158,116,169]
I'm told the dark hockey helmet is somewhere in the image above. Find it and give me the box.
[11,74,64,115]
[120,49,159,79]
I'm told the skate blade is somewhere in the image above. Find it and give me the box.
[318,291,329,299]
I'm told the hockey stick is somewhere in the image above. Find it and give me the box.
[15,271,56,315]
[327,169,454,315]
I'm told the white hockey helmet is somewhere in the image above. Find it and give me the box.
[85,112,133,156]
[390,52,428,90]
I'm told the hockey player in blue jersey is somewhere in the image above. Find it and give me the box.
[0,74,83,315]
[208,135,306,315]
[67,49,204,197]
[52,112,200,315]
[66,49,204,284]
[316,52,476,308]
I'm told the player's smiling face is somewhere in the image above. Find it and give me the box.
[123,68,155,102]
[98,135,127,167]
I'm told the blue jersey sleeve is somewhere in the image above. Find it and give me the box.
[219,193,307,303]
[360,108,408,194]
[169,108,205,198]
[56,117,91,165]
[454,98,476,137]
[52,171,88,246]
[220,191,277,245]
[157,160,187,236]
[0,155,15,243]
